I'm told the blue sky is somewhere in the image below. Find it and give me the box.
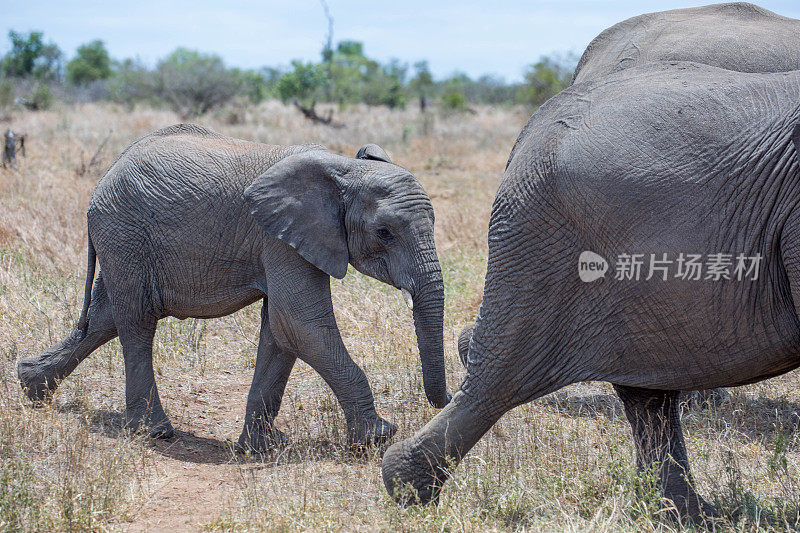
[3,1,800,82]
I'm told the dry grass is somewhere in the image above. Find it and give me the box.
[2,100,800,531]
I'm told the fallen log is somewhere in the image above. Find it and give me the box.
[292,100,345,128]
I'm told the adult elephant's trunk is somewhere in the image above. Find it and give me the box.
[410,249,450,409]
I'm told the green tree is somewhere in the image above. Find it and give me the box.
[329,40,373,104]
[516,55,575,109]
[1,30,62,80]
[152,48,240,117]
[275,60,327,104]
[66,40,112,85]
[328,41,406,108]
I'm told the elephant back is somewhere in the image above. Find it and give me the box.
[572,2,800,84]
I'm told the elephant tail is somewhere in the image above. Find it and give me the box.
[76,230,96,333]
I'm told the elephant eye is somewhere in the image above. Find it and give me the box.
[377,227,393,243]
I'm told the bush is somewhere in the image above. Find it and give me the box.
[107,58,154,108]
[441,89,468,112]
[329,43,407,108]
[152,48,241,118]
[381,79,406,109]
[23,83,54,111]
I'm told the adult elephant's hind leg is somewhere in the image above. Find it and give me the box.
[117,316,173,438]
[613,385,715,522]
[238,299,296,452]
[18,273,118,402]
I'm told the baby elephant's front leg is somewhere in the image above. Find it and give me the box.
[266,269,396,448]
[289,317,397,447]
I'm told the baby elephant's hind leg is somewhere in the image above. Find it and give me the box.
[238,299,296,452]
[18,273,118,402]
[614,385,716,523]
[115,313,172,439]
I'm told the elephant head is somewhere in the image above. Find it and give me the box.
[244,145,450,408]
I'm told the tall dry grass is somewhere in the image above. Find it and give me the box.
[1,100,800,531]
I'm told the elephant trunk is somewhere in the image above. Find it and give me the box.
[411,250,450,409]
[382,390,499,504]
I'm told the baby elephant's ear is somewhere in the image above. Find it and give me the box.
[355,143,391,163]
[244,150,352,279]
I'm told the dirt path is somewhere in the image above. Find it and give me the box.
[125,457,235,531]
[120,379,247,531]
[110,364,334,532]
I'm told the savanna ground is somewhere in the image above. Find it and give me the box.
[2,100,800,532]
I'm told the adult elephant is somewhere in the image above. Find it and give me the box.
[18,124,450,451]
[460,1,800,405]
[383,62,800,520]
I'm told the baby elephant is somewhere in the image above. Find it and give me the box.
[18,124,450,450]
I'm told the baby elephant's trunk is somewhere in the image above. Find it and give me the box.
[411,251,450,408]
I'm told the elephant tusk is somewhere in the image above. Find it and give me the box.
[401,288,414,310]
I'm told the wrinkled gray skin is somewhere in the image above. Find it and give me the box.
[460,1,800,406]
[573,2,800,84]
[575,0,799,408]
[383,62,800,521]
[17,124,450,450]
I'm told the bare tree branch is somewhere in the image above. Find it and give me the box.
[319,0,334,102]
[76,130,112,177]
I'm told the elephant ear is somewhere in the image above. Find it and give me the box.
[355,143,391,163]
[244,150,352,279]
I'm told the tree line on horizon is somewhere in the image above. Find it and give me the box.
[0,30,576,119]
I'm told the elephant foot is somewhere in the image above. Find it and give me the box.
[663,490,718,526]
[148,422,175,439]
[17,355,58,404]
[125,405,174,440]
[681,388,731,409]
[382,437,446,506]
[348,416,397,448]
[236,425,288,454]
